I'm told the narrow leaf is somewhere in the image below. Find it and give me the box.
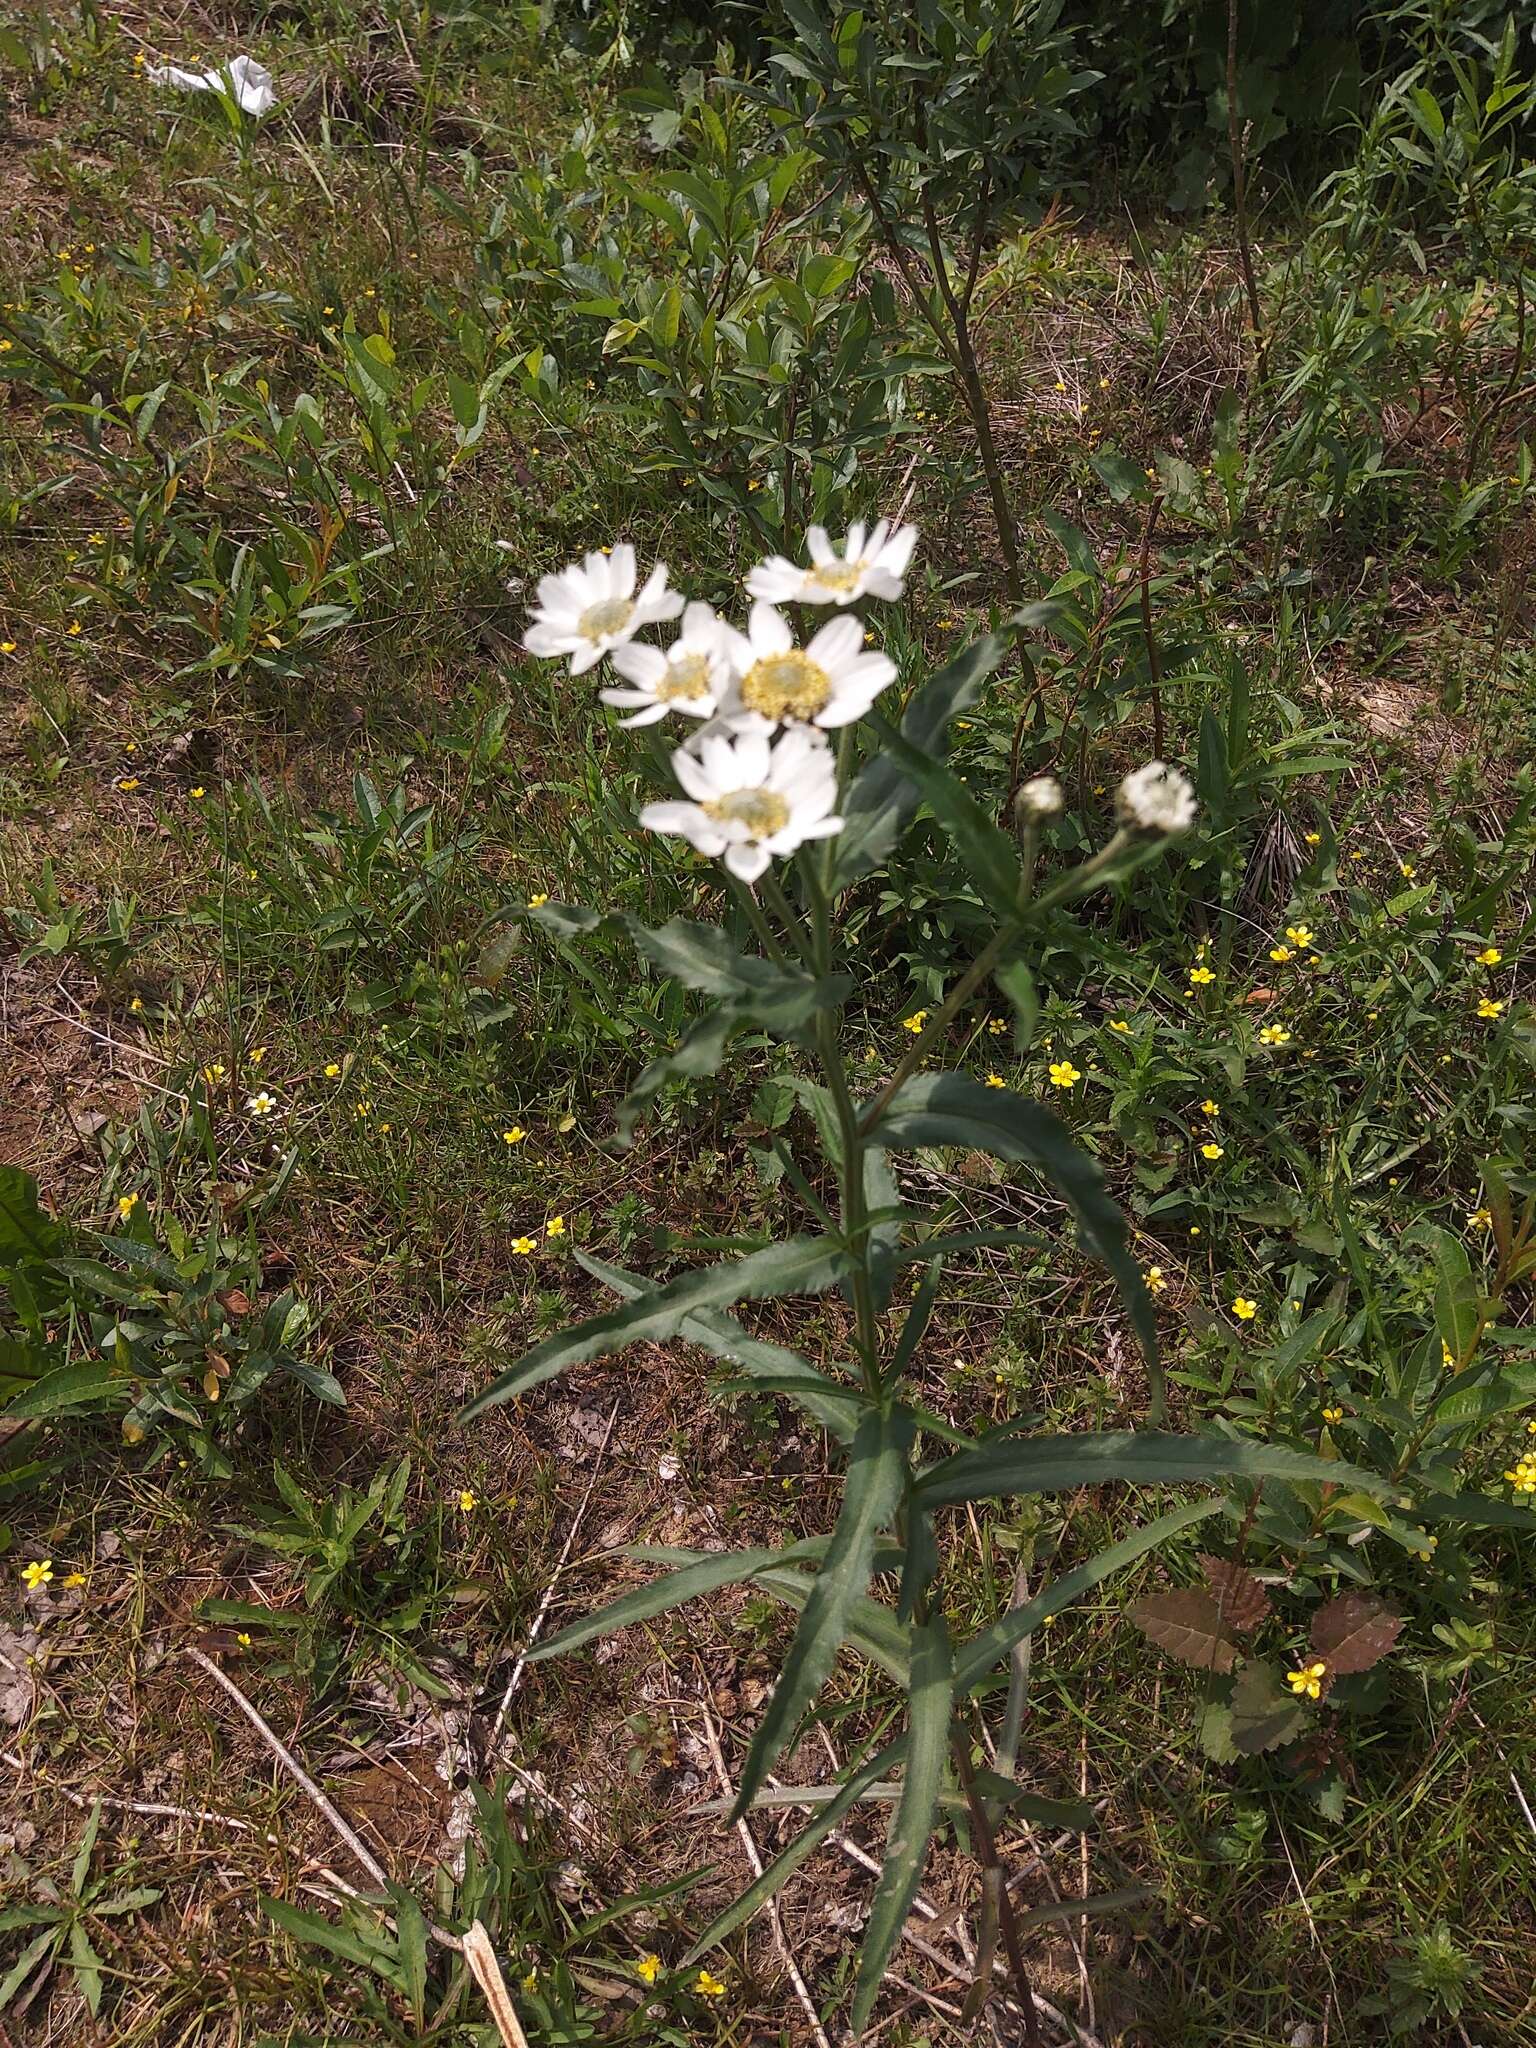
[851,1615,953,2034]
[529,1545,796,1661]
[733,1405,911,1815]
[459,1237,851,1420]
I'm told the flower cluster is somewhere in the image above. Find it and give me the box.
[521,529,1198,886]
[521,531,911,882]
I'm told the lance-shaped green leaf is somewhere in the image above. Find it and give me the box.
[1417,1488,1536,1528]
[618,1006,738,1144]
[574,1249,857,1442]
[528,1539,830,1662]
[956,1498,1219,1687]
[733,1406,912,1815]
[4,1357,125,1419]
[850,1613,953,2034]
[685,1738,906,1963]
[870,717,1024,915]
[865,1072,1159,1401]
[920,1431,1394,1518]
[832,634,1008,886]
[458,1236,852,1420]
[993,956,1038,1048]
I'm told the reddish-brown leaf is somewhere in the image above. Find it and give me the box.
[1309,1592,1403,1675]
[1130,1588,1241,1673]
[1198,1555,1271,1633]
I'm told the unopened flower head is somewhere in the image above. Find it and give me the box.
[601,601,731,727]
[746,519,917,607]
[1017,774,1064,820]
[522,545,683,675]
[722,602,896,731]
[640,726,842,883]
[1116,761,1197,836]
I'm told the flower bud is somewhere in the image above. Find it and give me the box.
[1016,774,1064,820]
[1116,761,1197,835]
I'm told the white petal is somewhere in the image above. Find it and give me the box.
[746,601,792,656]
[846,520,867,559]
[725,842,772,881]
[744,559,806,603]
[734,729,772,785]
[807,613,865,672]
[523,623,578,657]
[610,543,637,598]
[568,641,604,675]
[804,526,833,565]
[881,523,918,574]
[673,749,716,801]
[679,599,720,644]
[608,643,667,687]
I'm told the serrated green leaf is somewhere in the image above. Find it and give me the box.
[733,1405,912,1816]
[618,1006,737,1143]
[1228,1660,1309,1755]
[459,1236,852,1420]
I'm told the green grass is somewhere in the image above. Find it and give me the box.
[3,1,1536,2042]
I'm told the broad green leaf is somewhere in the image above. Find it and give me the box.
[733,1405,912,1815]
[993,957,1038,1048]
[1417,1489,1536,1528]
[573,1250,856,1441]
[1228,1659,1309,1755]
[850,1614,952,2034]
[1429,1227,1480,1365]
[685,1738,906,1963]
[921,1431,1393,1515]
[832,634,1008,885]
[865,1073,1160,1409]
[459,1237,852,1419]
[5,1358,124,1419]
[260,1895,389,1974]
[956,1498,1218,1686]
[0,1168,63,1266]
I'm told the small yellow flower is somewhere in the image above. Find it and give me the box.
[512,1235,538,1255]
[0,641,15,654]
[128,995,144,1013]
[987,1017,1008,1036]
[1322,1405,1344,1424]
[528,893,549,909]
[1467,1207,1493,1230]
[66,620,83,637]
[901,1010,928,1034]
[546,1215,566,1237]
[1286,1659,1327,1700]
[985,1072,1005,1088]
[237,1631,253,1647]
[1200,1099,1219,1116]
[62,1571,87,1589]
[457,1489,478,1512]
[1284,925,1314,948]
[1109,1018,1130,1032]
[1477,997,1504,1019]
[190,785,206,798]
[354,1099,372,1117]
[1258,1024,1292,1046]
[1145,1265,1169,1294]
[1232,1295,1257,1321]
[1304,831,1321,846]
[502,1126,526,1145]
[1399,861,1415,878]
[1442,1339,1456,1368]
[1350,849,1364,861]
[1189,966,1216,985]
[1269,945,1293,963]
[636,1955,662,1985]
[246,1091,277,1116]
[249,1045,266,1065]
[117,776,140,791]
[1047,1060,1081,1088]
[324,1062,341,1077]
[1201,1142,1225,1161]
[20,1560,53,1590]
[694,1970,726,2000]
[1476,946,1503,966]
[117,1192,140,1219]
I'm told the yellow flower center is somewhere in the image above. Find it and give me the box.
[701,788,792,838]
[577,596,634,640]
[811,557,865,594]
[739,649,831,721]
[655,651,713,702]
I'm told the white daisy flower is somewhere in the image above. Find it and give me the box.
[522,545,683,675]
[721,602,896,732]
[146,53,277,116]
[1116,761,1197,835]
[599,601,730,727]
[746,520,918,607]
[638,726,843,882]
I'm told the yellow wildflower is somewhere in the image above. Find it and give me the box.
[1189,966,1216,985]
[1259,1024,1291,1046]
[512,1236,537,1255]
[1477,997,1504,1019]
[1109,1018,1130,1032]
[1284,925,1314,948]
[985,1072,1005,1088]
[1145,1266,1169,1294]
[457,1489,478,1512]
[62,1571,86,1589]
[1232,1296,1257,1321]
[117,776,139,791]
[20,1560,53,1590]
[1287,1659,1327,1699]
[1466,1207,1493,1230]
[1322,1405,1344,1424]
[1201,1142,1225,1161]
[1477,946,1503,966]
[1269,945,1293,963]
[1200,1099,1218,1115]
[528,893,549,909]
[694,1970,726,2000]
[502,1126,526,1145]
[546,1215,566,1237]
[1047,1060,1081,1088]
[636,1955,662,1985]
[246,1091,277,1116]
[117,1192,139,1220]
[902,1010,928,1034]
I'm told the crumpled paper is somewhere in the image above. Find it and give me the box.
[145,53,276,117]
